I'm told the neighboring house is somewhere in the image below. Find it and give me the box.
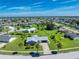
[58,27,67,32]
[4,26,16,32]
[27,28,37,33]
[8,26,16,32]
[18,27,37,33]
[0,34,16,43]
[26,35,48,45]
[0,34,11,43]
[0,32,7,35]
[64,33,79,40]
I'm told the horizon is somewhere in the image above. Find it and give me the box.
[0,0,79,16]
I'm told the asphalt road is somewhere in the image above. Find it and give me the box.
[0,51,79,59]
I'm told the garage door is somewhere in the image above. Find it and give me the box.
[41,40,48,43]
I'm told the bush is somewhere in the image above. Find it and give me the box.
[25,46,30,49]
[12,52,18,55]
[51,51,58,54]
[18,43,23,46]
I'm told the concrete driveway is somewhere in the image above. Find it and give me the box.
[40,43,51,54]
[0,42,7,48]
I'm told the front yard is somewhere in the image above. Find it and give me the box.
[0,29,79,54]
[0,32,42,51]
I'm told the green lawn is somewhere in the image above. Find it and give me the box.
[0,32,42,51]
[0,29,79,52]
[48,30,79,50]
[33,29,79,51]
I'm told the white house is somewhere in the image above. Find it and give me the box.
[58,27,67,32]
[5,26,16,32]
[18,27,37,33]
[26,35,48,44]
[27,28,37,33]
[8,26,16,32]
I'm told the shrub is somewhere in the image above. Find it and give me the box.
[12,52,18,55]
[51,51,58,54]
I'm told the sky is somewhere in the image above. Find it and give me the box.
[0,0,79,16]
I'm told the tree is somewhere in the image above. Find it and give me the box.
[50,35,55,39]
[45,22,55,30]
[56,41,62,53]
[18,43,23,47]
[0,27,3,32]
[16,26,20,30]
[36,41,40,53]
[3,27,9,33]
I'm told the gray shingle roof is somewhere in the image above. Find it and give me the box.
[0,34,11,43]
[64,33,79,40]
[26,35,48,44]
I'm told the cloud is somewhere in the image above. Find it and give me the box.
[53,5,79,11]
[52,0,57,2]
[32,5,42,8]
[32,2,44,5]
[7,5,42,11]
[0,8,79,16]
[0,6,6,9]
[0,3,79,16]
[60,0,77,4]
[7,6,31,11]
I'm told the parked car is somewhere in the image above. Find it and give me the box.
[30,52,40,57]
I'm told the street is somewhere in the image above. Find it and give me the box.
[0,51,79,59]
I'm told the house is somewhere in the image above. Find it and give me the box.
[58,27,67,32]
[27,28,37,33]
[4,26,16,32]
[26,35,48,44]
[0,34,11,43]
[0,34,16,43]
[8,26,16,32]
[64,33,79,40]
[19,27,37,33]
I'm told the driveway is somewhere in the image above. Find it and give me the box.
[40,43,51,54]
[0,42,7,48]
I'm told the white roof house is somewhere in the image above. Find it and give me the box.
[18,27,37,33]
[58,27,67,32]
[8,26,16,32]
[27,28,37,33]
[26,35,48,44]
[26,35,38,43]
[5,26,16,32]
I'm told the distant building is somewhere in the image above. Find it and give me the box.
[64,33,79,40]
[8,26,16,32]
[27,28,37,33]
[26,35,48,45]
[19,27,37,33]
[58,27,67,32]
[0,34,16,43]
[0,34,11,43]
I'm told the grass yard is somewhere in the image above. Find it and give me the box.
[48,30,79,50]
[0,29,79,52]
[0,32,42,51]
